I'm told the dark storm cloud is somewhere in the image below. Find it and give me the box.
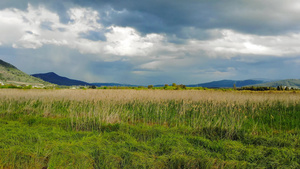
[2,0,300,37]
[100,9,166,35]
[66,0,300,36]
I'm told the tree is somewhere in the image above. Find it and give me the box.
[89,85,96,89]
[148,85,153,89]
[172,83,177,87]
[178,84,186,89]
[277,85,284,91]
[164,84,169,89]
[233,83,237,90]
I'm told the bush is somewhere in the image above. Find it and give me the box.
[89,85,97,89]
[148,85,154,89]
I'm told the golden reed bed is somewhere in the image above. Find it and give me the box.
[0,89,299,103]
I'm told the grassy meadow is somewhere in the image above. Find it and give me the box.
[0,89,299,168]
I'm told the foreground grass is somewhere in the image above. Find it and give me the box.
[0,89,299,168]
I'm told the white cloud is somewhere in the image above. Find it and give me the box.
[3,4,300,62]
[104,26,164,56]
[179,29,300,60]
[0,4,102,49]
[0,4,166,59]
[0,4,70,48]
[194,30,278,57]
[138,61,162,70]
[67,7,102,34]
[0,8,29,45]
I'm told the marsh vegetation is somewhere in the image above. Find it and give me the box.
[0,89,299,168]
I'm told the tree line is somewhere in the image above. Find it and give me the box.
[238,86,296,91]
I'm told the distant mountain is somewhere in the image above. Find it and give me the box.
[187,79,265,88]
[0,59,52,86]
[32,72,138,87]
[91,83,137,87]
[251,79,300,89]
[32,72,91,86]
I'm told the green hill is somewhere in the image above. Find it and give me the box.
[253,79,300,89]
[0,59,53,87]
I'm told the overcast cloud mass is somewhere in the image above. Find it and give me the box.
[0,0,299,85]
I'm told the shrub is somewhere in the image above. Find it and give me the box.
[89,85,97,89]
[148,85,153,89]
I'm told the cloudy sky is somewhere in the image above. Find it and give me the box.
[0,0,300,85]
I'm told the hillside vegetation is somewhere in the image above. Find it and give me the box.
[252,79,300,89]
[0,89,299,168]
[0,59,52,86]
[188,80,264,88]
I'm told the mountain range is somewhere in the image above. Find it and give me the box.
[31,72,268,87]
[1,59,299,88]
[33,72,300,89]
[32,72,135,87]
[187,79,266,88]
[250,79,300,89]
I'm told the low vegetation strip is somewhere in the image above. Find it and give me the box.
[0,89,299,168]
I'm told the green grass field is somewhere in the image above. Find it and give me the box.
[0,89,299,168]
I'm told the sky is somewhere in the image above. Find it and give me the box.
[0,0,300,85]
